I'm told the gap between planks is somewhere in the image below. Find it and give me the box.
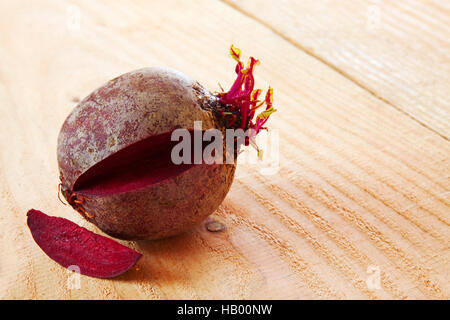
[220,0,450,142]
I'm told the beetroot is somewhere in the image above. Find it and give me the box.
[27,209,142,278]
[57,45,276,240]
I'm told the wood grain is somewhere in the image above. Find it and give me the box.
[0,0,448,299]
[226,0,450,139]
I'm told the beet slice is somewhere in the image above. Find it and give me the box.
[27,209,142,278]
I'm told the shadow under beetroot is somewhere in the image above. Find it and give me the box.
[112,225,210,284]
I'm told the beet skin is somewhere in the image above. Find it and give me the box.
[27,209,142,278]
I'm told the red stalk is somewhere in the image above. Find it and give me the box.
[216,45,276,157]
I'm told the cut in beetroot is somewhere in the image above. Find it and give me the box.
[27,209,142,278]
[72,130,202,196]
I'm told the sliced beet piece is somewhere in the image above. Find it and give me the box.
[27,209,142,278]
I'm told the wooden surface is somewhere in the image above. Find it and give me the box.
[0,0,448,299]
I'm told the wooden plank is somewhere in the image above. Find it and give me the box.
[0,0,448,299]
[226,0,450,138]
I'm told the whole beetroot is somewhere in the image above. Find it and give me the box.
[57,46,275,240]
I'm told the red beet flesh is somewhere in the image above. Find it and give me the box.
[73,131,196,196]
[27,209,142,278]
